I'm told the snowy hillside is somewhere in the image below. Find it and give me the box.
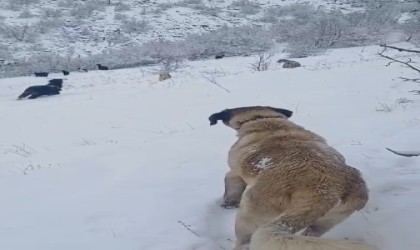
[0,0,349,59]
[0,44,419,250]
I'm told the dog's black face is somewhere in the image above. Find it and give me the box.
[48,79,63,90]
[209,110,231,125]
[209,106,293,126]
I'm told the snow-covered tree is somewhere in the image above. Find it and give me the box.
[121,18,150,35]
[230,0,261,15]
[0,23,38,42]
[142,39,187,73]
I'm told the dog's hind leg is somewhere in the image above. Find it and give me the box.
[234,192,338,250]
[222,170,247,209]
[263,202,337,236]
[302,195,368,237]
[233,207,259,250]
[28,94,41,99]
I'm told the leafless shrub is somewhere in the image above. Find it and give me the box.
[230,0,261,15]
[158,2,177,11]
[114,2,131,12]
[70,4,95,18]
[185,25,273,58]
[143,39,187,74]
[57,0,74,8]
[251,51,274,71]
[0,23,38,42]
[7,0,40,10]
[395,97,414,104]
[41,8,62,18]
[122,18,150,34]
[181,0,203,4]
[5,143,36,158]
[200,71,231,93]
[197,6,222,16]
[114,13,127,20]
[160,58,183,74]
[35,19,65,34]
[18,9,35,18]
[403,13,420,45]
[375,99,393,112]
[260,3,315,23]
[0,45,11,60]
[395,97,414,110]
[70,1,106,19]
[105,32,131,46]
[80,137,96,146]
[140,7,147,15]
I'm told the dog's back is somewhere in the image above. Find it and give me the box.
[18,85,61,99]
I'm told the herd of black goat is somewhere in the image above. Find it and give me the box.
[18,64,109,100]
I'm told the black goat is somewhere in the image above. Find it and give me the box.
[78,67,88,72]
[97,64,109,70]
[215,53,225,59]
[34,72,49,77]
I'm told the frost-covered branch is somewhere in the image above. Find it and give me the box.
[250,51,273,71]
[386,147,420,157]
[380,44,420,54]
[378,48,420,74]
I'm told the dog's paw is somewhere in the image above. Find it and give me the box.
[216,197,239,209]
[221,203,239,209]
[220,199,240,209]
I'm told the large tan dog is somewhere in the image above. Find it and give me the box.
[209,106,375,250]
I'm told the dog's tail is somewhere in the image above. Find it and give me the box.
[250,228,377,250]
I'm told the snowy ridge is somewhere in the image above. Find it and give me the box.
[0,0,351,59]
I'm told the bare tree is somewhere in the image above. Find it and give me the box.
[379,44,420,82]
[251,51,274,71]
[0,23,37,42]
[121,18,149,35]
[143,39,186,74]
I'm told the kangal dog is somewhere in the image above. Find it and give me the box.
[209,106,376,250]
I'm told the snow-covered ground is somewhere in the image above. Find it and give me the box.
[0,44,419,250]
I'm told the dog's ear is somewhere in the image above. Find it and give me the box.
[209,110,230,126]
[269,107,293,118]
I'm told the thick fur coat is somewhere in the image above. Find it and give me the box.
[209,106,375,250]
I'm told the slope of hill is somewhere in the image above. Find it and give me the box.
[0,44,419,250]
[0,0,350,59]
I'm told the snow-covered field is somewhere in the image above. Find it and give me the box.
[0,44,419,250]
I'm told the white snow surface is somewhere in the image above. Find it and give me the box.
[1,44,420,250]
